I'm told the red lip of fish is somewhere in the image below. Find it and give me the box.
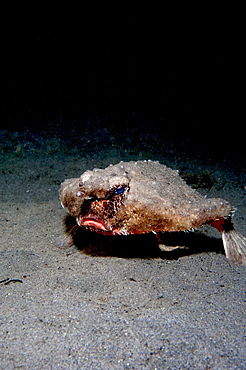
[79,216,125,236]
[79,217,109,231]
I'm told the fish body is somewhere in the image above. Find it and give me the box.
[60,160,246,264]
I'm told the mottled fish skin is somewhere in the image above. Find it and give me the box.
[60,160,246,264]
[60,160,231,234]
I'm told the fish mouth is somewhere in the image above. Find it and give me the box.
[78,216,110,232]
[78,216,124,235]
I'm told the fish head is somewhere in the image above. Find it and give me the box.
[60,167,132,235]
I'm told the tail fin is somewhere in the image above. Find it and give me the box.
[222,228,246,265]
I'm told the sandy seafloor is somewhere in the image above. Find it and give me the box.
[0,121,245,370]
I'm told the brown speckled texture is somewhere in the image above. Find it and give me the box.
[60,160,232,235]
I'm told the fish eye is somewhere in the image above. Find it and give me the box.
[106,185,127,199]
[106,186,126,199]
[115,187,125,195]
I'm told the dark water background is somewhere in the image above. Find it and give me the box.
[2,7,245,163]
